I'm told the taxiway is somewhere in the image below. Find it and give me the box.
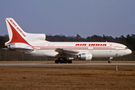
[0,63,135,66]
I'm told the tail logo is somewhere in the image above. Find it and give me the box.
[6,18,30,46]
[10,19,26,37]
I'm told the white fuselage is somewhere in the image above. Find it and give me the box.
[28,41,132,58]
[5,18,132,61]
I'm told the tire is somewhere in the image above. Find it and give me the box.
[60,60,64,63]
[64,60,67,63]
[68,60,72,63]
[55,60,59,64]
[108,60,111,63]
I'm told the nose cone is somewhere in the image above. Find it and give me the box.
[125,49,132,55]
[129,49,132,54]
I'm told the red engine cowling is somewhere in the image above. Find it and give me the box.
[78,53,92,60]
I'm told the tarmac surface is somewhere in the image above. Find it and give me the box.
[0,62,135,66]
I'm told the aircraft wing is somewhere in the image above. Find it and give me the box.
[55,48,79,55]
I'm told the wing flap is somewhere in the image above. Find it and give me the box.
[55,48,79,55]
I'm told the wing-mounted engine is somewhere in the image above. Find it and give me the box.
[78,52,92,60]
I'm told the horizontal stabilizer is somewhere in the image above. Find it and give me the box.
[1,48,9,51]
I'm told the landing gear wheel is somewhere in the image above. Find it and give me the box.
[108,57,113,63]
[108,60,112,63]
[55,60,59,64]
[64,60,67,63]
[55,58,72,64]
[60,60,64,63]
[67,60,72,63]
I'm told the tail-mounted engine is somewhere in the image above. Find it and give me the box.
[7,43,16,50]
[6,43,33,53]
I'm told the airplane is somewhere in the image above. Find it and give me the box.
[4,18,132,63]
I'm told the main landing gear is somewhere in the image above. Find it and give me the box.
[55,58,72,64]
[108,57,113,63]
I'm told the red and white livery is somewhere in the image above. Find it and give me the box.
[5,18,132,63]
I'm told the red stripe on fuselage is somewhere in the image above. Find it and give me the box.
[32,46,125,50]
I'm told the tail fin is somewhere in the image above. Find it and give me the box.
[5,18,46,46]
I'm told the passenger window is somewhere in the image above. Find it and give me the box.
[82,53,85,55]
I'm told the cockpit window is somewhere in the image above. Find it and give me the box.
[125,47,129,49]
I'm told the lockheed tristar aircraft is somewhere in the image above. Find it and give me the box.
[5,18,132,63]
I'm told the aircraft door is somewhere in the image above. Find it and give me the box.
[115,50,119,57]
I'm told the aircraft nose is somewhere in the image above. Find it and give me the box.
[129,49,132,54]
[126,49,132,55]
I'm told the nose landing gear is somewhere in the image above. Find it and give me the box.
[108,57,113,63]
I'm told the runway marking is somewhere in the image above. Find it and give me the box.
[0,63,135,66]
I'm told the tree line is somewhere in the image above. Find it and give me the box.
[0,34,135,61]
[47,34,135,51]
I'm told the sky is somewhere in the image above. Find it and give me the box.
[0,0,135,37]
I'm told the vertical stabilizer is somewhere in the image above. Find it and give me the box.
[5,18,30,45]
[5,18,47,46]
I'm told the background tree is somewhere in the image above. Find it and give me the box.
[0,34,135,61]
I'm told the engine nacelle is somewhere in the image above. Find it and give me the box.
[6,43,33,51]
[78,53,92,60]
[7,43,16,50]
